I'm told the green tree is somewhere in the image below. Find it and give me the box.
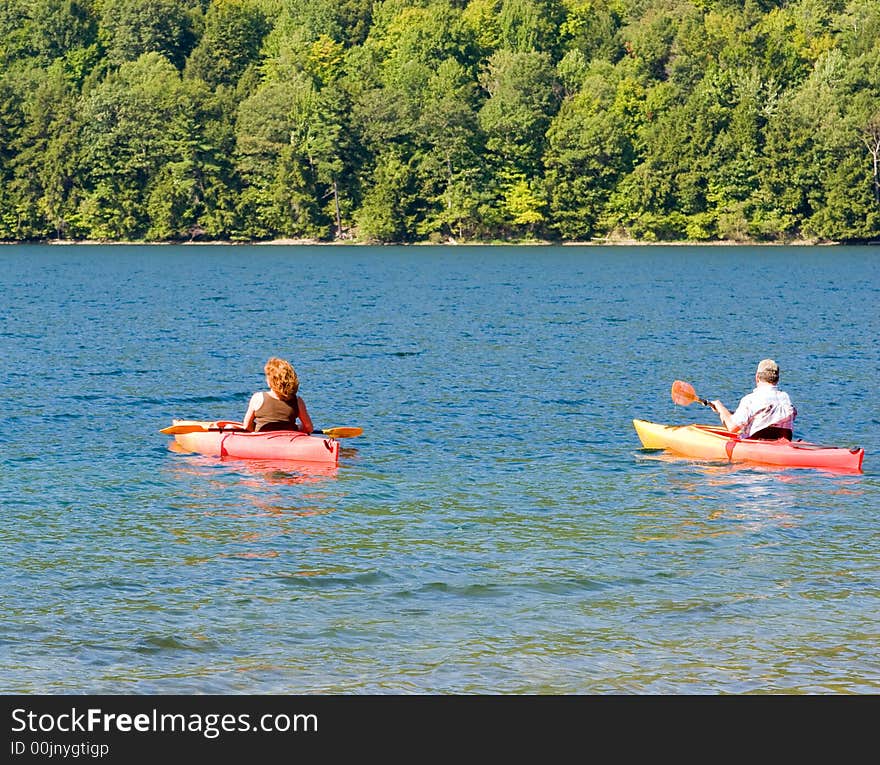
[263,0,373,54]
[235,72,340,239]
[0,1,31,68]
[350,0,481,240]
[461,0,502,55]
[412,58,487,240]
[100,0,197,70]
[185,0,270,88]
[603,71,733,240]
[354,151,417,241]
[502,171,546,236]
[544,65,640,240]
[22,0,99,64]
[477,48,559,220]
[619,3,677,81]
[807,152,879,240]
[558,0,624,65]
[76,53,207,239]
[5,62,81,239]
[837,0,880,59]
[497,0,565,56]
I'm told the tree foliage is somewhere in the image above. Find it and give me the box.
[0,0,878,243]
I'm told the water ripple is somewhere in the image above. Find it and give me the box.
[2,244,878,693]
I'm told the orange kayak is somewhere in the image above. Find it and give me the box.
[633,419,864,472]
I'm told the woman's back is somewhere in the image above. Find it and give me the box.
[254,394,299,432]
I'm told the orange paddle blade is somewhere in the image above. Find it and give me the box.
[319,426,363,439]
[160,424,203,434]
[159,420,244,434]
[671,380,699,406]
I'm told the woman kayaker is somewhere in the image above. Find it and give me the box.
[242,357,314,433]
[711,359,797,440]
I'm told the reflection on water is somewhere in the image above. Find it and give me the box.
[633,449,867,540]
[162,445,342,570]
[167,440,340,486]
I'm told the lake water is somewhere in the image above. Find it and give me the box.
[1,243,878,694]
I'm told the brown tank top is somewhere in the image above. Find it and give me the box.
[254,394,299,432]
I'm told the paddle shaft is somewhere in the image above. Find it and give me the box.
[699,396,718,412]
[688,393,718,411]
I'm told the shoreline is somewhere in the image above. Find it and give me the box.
[0,236,861,247]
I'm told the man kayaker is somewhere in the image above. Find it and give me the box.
[242,357,314,433]
[711,359,797,440]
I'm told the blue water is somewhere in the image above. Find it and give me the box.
[1,244,878,693]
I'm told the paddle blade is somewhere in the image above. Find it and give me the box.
[160,423,206,434]
[671,380,699,406]
[160,420,244,435]
[318,426,363,439]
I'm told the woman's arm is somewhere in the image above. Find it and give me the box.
[297,396,313,434]
[242,392,262,431]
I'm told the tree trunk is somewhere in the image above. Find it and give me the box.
[863,115,880,205]
[333,178,343,238]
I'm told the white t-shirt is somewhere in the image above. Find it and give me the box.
[731,384,797,437]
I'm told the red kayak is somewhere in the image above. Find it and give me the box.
[172,428,340,464]
[633,419,864,472]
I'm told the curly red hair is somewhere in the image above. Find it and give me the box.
[264,357,299,401]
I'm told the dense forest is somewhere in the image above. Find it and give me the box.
[1,0,878,243]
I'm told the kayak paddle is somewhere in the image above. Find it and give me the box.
[671,380,718,411]
[160,420,363,438]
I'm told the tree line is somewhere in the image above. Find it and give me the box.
[1,0,878,244]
